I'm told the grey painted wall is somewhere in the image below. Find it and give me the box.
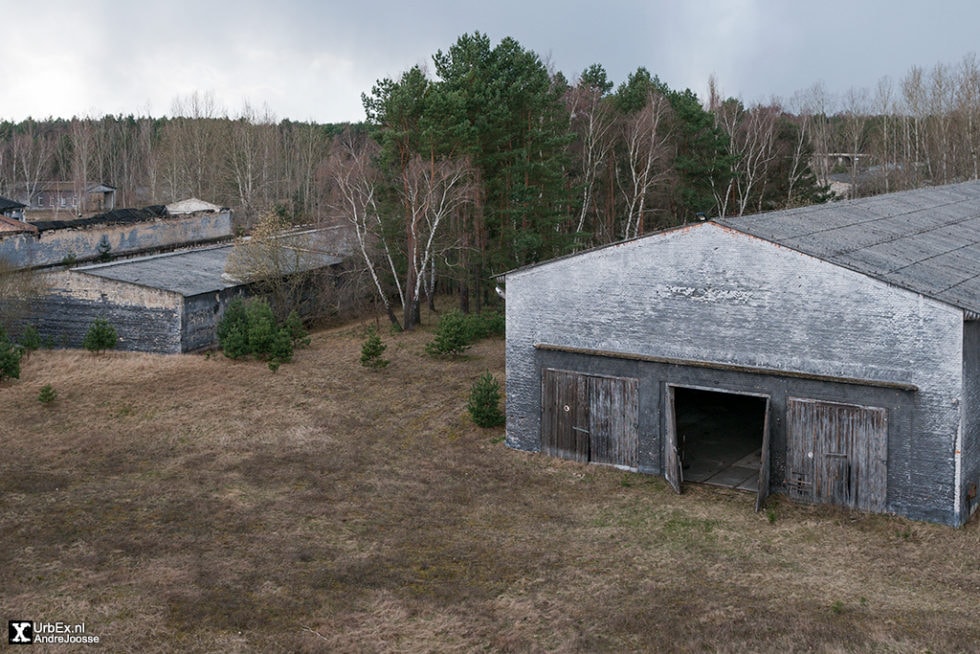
[0,211,232,268]
[5,269,182,352]
[23,296,181,353]
[182,287,248,353]
[961,320,980,520]
[505,222,967,525]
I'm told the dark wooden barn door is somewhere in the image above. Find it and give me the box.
[541,369,590,462]
[786,398,888,512]
[541,369,638,468]
[755,400,772,512]
[663,386,682,493]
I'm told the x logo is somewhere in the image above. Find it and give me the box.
[8,621,33,644]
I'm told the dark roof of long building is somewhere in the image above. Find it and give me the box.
[0,196,26,212]
[717,180,980,317]
[32,205,168,232]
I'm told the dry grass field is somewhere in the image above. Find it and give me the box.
[2,318,979,653]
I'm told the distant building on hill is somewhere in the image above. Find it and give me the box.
[12,181,116,218]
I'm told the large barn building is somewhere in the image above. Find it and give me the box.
[503,180,980,527]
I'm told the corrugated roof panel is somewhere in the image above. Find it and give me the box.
[931,218,980,242]
[889,258,976,291]
[720,180,980,315]
[838,244,913,273]
[937,274,980,308]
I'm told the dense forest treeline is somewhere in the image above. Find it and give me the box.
[4,34,980,326]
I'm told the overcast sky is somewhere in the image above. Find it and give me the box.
[4,1,979,122]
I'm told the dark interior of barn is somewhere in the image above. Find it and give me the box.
[673,387,768,492]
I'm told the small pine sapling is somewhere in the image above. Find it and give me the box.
[425,309,472,358]
[19,325,41,353]
[0,327,23,383]
[244,299,279,356]
[284,310,311,348]
[96,235,112,262]
[83,318,118,354]
[360,325,389,369]
[269,326,294,365]
[38,384,58,405]
[217,298,250,359]
[467,371,505,428]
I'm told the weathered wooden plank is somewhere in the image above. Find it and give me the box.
[541,369,589,462]
[786,397,888,511]
[664,386,682,493]
[755,398,772,512]
[541,368,638,467]
[589,375,638,468]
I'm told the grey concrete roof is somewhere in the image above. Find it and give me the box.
[77,241,343,297]
[717,180,980,317]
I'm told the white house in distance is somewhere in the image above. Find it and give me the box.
[502,180,980,527]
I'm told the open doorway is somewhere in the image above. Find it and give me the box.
[671,387,769,493]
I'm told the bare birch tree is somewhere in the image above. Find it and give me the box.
[799,83,834,187]
[928,63,956,184]
[873,76,896,193]
[12,121,53,206]
[565,78,616,242]
[957,54,980,180]
[329,132,403,327]
[619,90,671,239]
[841,87,870,196]
[398,154,473,329]
[901,66,928,186]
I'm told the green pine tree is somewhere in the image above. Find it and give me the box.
[359,326,389,369]
[83,318,118,355]
[425,309,472,357]
[0,327,23,383]
[467,371,505,428]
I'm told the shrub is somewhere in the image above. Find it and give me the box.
[96,236,112,262]
[216,297,295,365]
[268,326,294,364]
[465,311,505,340]
[360,325,389,369]
[0,327,23,383]
[19,325,41,353]
[425,309,472,357]
[244,299,281,357]
[216,298,250,359]
[283,310,311,348]
[83,318,118,354]
[467,371,505,428]
[38,384,58,405]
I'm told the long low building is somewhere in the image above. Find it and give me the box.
[502,180,980,527]
[27,226,349,353]
[0,199,232,269]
